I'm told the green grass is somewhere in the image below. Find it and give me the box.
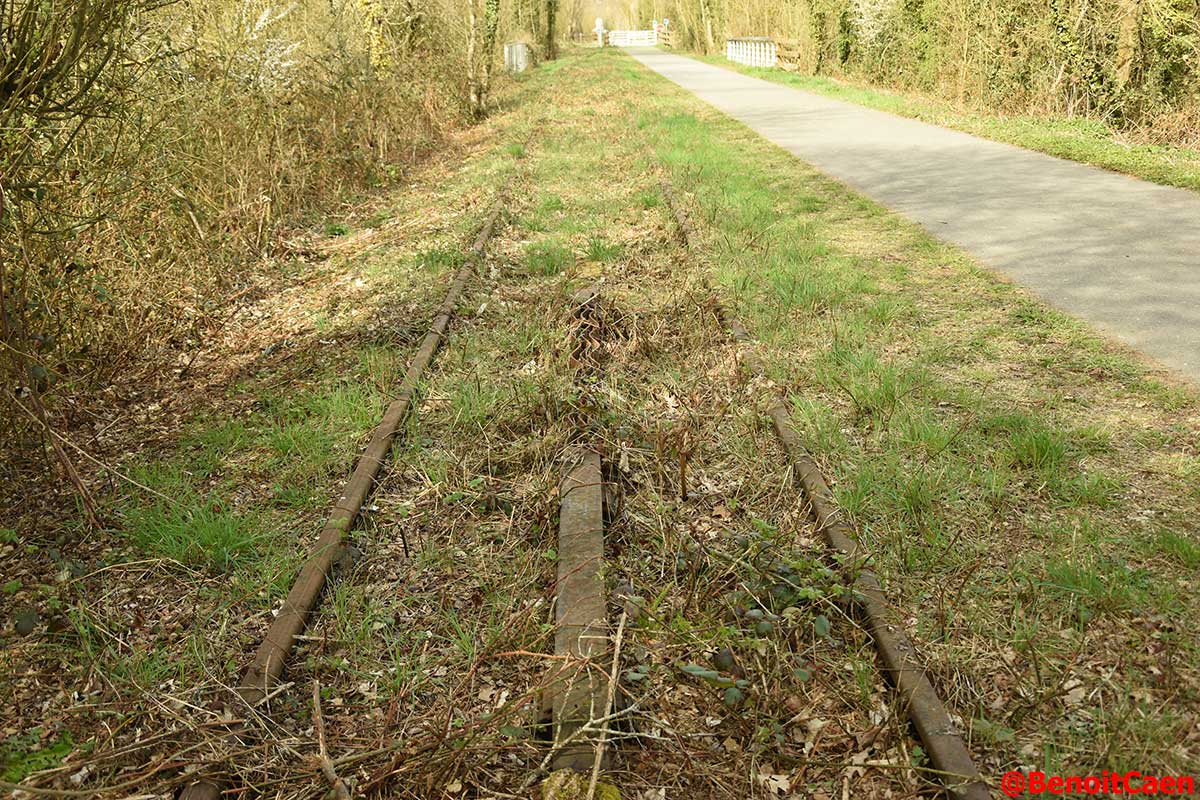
[625,43,1200,773]
[1155,529,1200,568]
[447,371,506,427]
[583,236,623,262]
[693,55,1200,193]
[1,729,76,783]
[637,189,661,208]
[123,495,263,573]
[113,356,391,579]
[1009,425,1070,471]
[524,239,572,275]
[414,247,466,272]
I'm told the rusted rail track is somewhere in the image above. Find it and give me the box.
[239,200,506,706]
[660,178,990,800]
[180,195,509,800]
[659,180,695,247]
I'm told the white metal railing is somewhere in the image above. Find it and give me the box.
[726,37,777,67]
[608,29,658,47]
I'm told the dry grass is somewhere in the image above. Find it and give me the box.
[6,44,1199,799]
[2,0,470,495]
[633,47,1199,779]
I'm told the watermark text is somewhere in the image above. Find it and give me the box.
[1002,771,1195,796]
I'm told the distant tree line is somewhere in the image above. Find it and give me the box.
[619,0,1200,137]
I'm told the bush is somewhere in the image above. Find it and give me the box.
[0,0,471,486]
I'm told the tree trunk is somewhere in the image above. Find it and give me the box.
[479,0,500,111]
[467,0,480,116]
[699,0,716,54]
[467,0,500,119]
[1115,0,1144,87]
[545,0,559,60]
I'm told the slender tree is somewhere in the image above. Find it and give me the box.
[1115,0,1145,86]
[699,0,715,53]
[545,0,559,59]
[467,0,501,118]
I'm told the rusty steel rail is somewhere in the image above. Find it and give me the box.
[180,197,508,800]
[726,319,989,800]
[659,180,695,248]
[658,173,988,799]
[240,201,506,704]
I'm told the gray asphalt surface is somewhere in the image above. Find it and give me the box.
[628,48,1200,384]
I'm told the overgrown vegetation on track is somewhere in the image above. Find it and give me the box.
[3,45,1198,796]
[636,50,1200,775]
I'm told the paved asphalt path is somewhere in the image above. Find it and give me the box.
[627,48,1200,384]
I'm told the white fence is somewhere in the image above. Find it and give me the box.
[608,29,658,47]
[726,37,777,67]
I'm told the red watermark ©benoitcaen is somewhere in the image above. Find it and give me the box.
[1001,770,1196,796]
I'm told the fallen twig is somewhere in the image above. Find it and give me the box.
[313,681,352,800]
[586,611,627,800]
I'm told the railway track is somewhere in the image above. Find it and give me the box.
[659,180,989,800]
[10,51,1194,800]
[173,164,989,799]
[180,194,513,800]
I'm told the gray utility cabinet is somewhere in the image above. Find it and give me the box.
[504,42,533,73]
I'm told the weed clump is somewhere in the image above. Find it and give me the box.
[526,240,572,275]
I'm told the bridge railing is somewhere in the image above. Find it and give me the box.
[726,37,777,68]
[608,29,658,47]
